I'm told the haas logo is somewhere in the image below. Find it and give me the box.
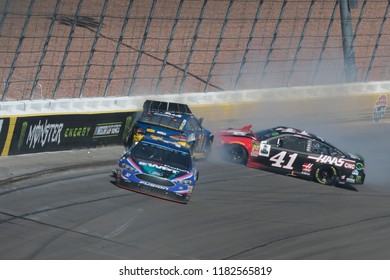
[308,155,356,168]
[308,155,345,167]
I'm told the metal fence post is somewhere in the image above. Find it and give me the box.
[179,0,208,94]
[53,0,84,98]
[257,0,288,88]
[31,0,62,100]
[287,0,315,87]
[365,1,389,81]
[155,0,184,95]
[235,0,264,90]
[103,0,134,97]
[0,0,10,34]
[79,0,109,98]
[204,0,234,93]
[2,0,35,101]
[340,0,357,82]
[311,0,339,85]
[128,0,158,96]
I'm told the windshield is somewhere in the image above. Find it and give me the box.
[139,112,184,130]
[131,141,191,170]
[254,129,278,141]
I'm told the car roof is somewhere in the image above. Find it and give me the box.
[143,99,193,114]
[270,126,327,143]
[139,135,191,153]
[141,110,192,120]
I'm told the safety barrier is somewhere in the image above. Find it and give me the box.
[1,81,389,156]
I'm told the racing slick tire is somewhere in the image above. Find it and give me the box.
[225,144,248,165]
[314,165,337,185]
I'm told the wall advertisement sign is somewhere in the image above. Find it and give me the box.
[8,112,136,155]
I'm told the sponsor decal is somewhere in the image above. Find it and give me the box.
[155,111,182,118]
[122,116,134,141]
[259,141,270,157]
[352,169,359,176]
[64,127,91,138]
[308,154,355,168]
[139,161,180,174]
[346,178,356,183]
[140,180,169,190]
[93,122,122,138]
[344,162,355,170]
[18,121,28,149]
[156,131,166,136]
[356,163,364,171]
[251,142,260,156]
[372,94,388,123]
[302,163,313,173]
[25,120,64,149]
[179,119,187,130]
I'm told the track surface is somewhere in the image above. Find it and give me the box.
[1,103,390,260]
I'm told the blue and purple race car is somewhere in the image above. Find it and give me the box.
[114,135,199,203]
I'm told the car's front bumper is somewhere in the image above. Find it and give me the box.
[115,171,191,203]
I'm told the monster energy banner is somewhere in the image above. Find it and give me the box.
[8,112,136,155]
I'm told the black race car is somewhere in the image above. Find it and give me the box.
[215,125,366,186]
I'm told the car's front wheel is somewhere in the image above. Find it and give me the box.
[314,165,337,185]
[225,144,248,165]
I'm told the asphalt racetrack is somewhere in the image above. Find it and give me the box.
[1,100,390,260]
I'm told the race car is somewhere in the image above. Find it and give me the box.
[125,99,213,159]
[114,135,199,203]
[215,125,366,186]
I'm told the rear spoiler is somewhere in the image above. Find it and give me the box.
[143,99,192,114]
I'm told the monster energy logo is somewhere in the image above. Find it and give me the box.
[25,120,64,148]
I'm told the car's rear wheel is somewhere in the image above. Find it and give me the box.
[225,144,248,165]
[314,165,337,185]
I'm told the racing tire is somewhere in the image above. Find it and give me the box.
[225,144,248,165]
[314,165,337,185]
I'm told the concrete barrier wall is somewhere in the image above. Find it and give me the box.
[1,81,389,156]
[2,81,390,116]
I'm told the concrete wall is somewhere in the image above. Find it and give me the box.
[1,81,390,116]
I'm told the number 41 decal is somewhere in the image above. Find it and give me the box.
[270,151,298,170]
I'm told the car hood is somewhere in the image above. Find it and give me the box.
[128,157,191,180]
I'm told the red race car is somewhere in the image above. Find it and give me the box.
[215,125,365,186]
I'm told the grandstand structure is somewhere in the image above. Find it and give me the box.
[0,0,389,101]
